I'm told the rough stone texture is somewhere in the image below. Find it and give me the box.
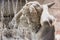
[8,1,55,40]
[0,0,60,40]
[0,1,42,40]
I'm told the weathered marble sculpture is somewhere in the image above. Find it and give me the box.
[8,1,42,40]
[2,1,55,40]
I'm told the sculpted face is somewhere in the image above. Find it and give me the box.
[6,1,55,40]
[9,1,42,33]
